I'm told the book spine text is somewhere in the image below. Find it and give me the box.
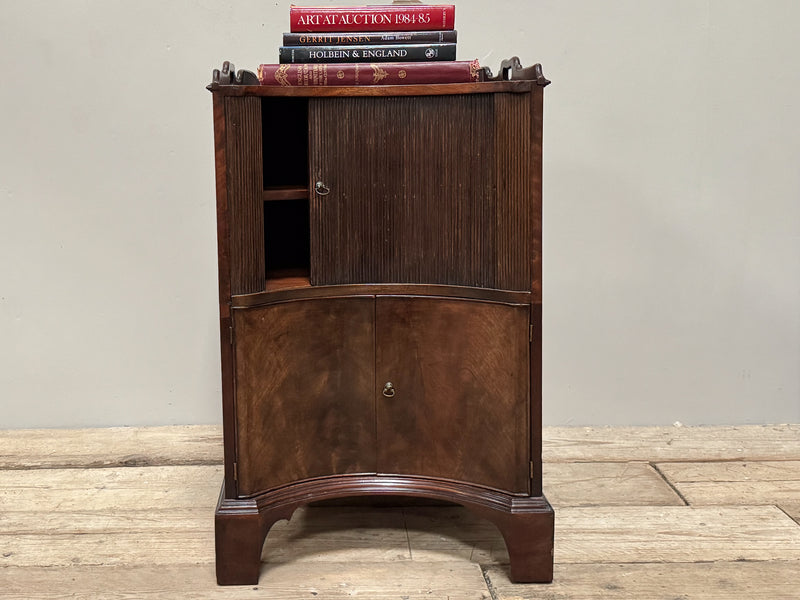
[279,43,457,64]
[289,5,455,33]
[258,60,481,87]
[282,30,457,46]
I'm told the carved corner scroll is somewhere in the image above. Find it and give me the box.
[208,61,260,90]
[485,57,550,87]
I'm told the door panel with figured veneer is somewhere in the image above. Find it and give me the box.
[233,297,376,496]
[375,296,530,494]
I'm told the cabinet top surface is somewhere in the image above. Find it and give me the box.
[208,80,534,97]
[208,59,549,97]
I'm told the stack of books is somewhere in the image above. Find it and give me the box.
[258,3,482,86]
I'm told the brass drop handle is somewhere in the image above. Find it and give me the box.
[315,181,330,196]
[382,382,395,398]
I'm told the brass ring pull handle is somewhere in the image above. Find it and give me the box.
[382,382,395,398]
[315,181,330,196]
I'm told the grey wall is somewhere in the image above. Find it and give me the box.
[1,0,798,428]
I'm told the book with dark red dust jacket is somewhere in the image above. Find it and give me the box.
[289,4,456,33]
[258,60,482,86]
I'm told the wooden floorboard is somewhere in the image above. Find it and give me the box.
[657,460,800,506]
[780,501,800,524]
[1,424,798,599]
[543,461,685,506]
[485,561,800,600]
[0,465,222,512]
[0,563,491,599]
[402,504,800,565]
[550,505,800,564]
[544,424,800,462]
[0,426,223,469]
[4,424,798,468]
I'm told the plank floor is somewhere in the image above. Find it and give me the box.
[0,425,798,599]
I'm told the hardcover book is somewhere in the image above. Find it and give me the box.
[279,43,457,64]
[282,30,457,46]
[289,4,456,33]
[258,60,481,86]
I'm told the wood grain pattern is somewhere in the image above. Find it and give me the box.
[782,502,800,523]
[262,506,410,564]
[657,460,800,506]
[403,504,800,565]
[0,563,492,599]
[550,505,800,564]
[0,532,215,568]
[542,462,684,507]
[225,96,265,295]
[485,561,800,600]
[0,465,221,512]
[0,425,223,469]
[375,297,530,493]
[0,508,212,534]
[657,460,800,482]
[234,298,376,495]
[543,424,800,462]
[2,424,795,470]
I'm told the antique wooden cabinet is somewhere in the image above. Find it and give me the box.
[208,58,554,585]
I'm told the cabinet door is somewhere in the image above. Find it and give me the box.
[375,297,530,494]
[309,95,531,289]
[233,297,375,495]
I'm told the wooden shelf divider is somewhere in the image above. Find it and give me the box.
[263,186,308,202]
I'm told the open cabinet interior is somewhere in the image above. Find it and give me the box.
[260,97,311,287]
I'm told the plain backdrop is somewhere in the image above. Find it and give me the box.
[1,0,798,428]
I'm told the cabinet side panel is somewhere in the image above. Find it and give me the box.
[213,93,238,498]
[376,297,530,494]
[495,93,533,291]
[234,298,376,496]
[530,85,545,494]
[225,97,265,295]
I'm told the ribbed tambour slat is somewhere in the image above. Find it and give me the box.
[308,93,531,290]
[387,95,494,287]
[309,97,385,285]
[495,93,532,291]
[225,97,265,294]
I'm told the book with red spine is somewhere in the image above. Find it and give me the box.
[289,4,455,33]
[258,60,481,86]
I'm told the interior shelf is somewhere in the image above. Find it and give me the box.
[265,269,311,292]
[263,186,308,202]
